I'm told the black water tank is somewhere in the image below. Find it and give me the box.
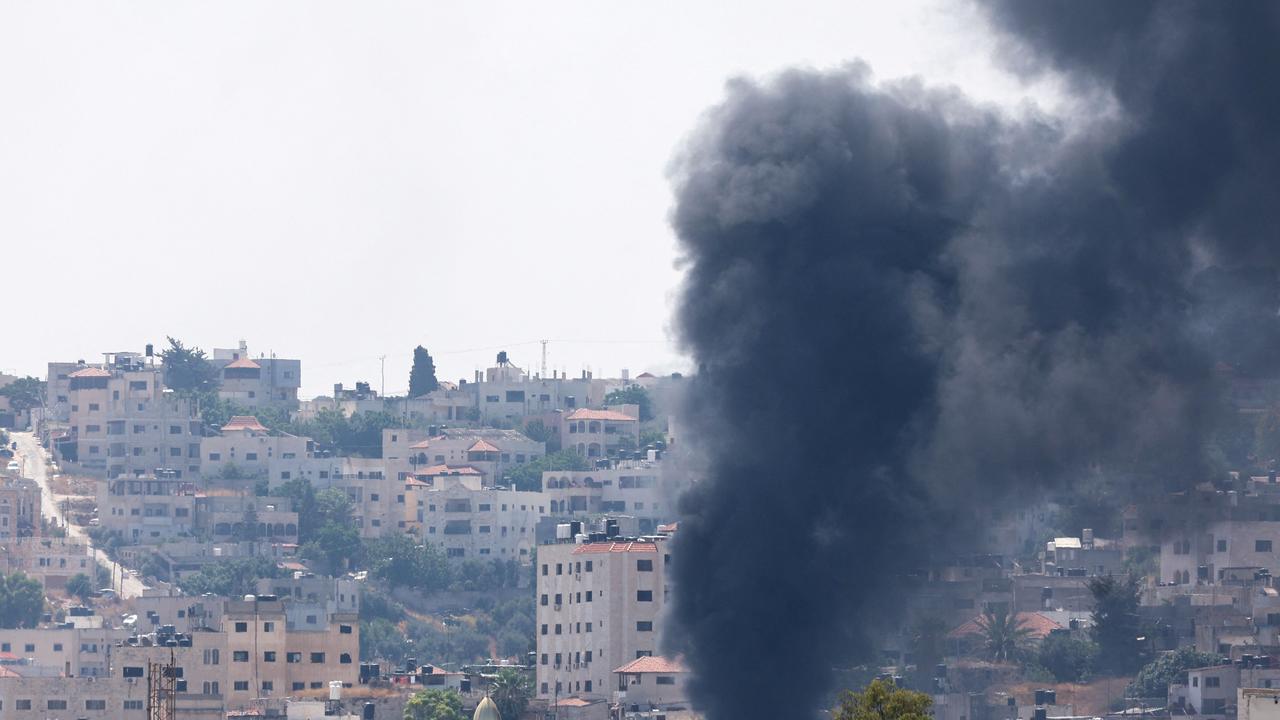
[363,702,375,720]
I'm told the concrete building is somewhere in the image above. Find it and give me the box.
[613,655,690,716]
[0,471,40,539]
[559,408,639,459]
[0,674,148,720]
[542,460,683,536]
[0,625,129,677]
[211,341,302,409]
[535,533,671,701]
[202,416,313,483]
[222,595,359,707]
[61,353,202,479]
[45,361,83,423]
[1241,688,1280,720]
[0,536,92,590]
[1040,531,1125,577]
[384,427,544,486]
[98,471,197,542]
[1171,661,1280,719]
[1162,521,1280,586]
[404,474,545,561]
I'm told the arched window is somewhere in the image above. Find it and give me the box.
[588,443,601,458]
[340,653,352,664]
[416,453,427,465]
[588,421,601,434]
[577,421,586,433]
[286,523,297,535]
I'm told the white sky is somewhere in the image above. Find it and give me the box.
[0,0,1059,397]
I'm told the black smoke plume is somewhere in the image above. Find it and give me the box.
[665,4,1280,719]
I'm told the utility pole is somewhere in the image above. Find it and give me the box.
[379,355,387,398]
[540,340,549,380]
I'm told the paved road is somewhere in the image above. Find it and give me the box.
[12,431,148,598]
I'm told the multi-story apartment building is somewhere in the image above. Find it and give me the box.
[211,341,302,409]
[559,408,639,459]
[113,628,230,719]
[222,595,359,706]
[0,625,129,677]
[62,353,201,479]
[0,674,149,720]
[98,471,197,542]
[535,532,671,701]
[0,472,40,539]
[614,655,690,716]
[45,360,83,423]
[383,427,544,486]
[197,493,299,544]
[202,416,313,483]
[1163,520,1280,586]
[542,460,683,535]
[0,536,92,590]
[404,474,545,561]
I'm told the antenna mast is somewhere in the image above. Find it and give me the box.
[541,340,549,379]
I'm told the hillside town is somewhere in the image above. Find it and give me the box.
[6,341,1280,720]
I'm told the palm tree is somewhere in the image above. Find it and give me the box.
[490,667,532,720]
[976,607,1032,662]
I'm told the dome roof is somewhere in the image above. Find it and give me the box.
[473,696,502,720]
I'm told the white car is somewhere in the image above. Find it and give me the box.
[5,461,18,472]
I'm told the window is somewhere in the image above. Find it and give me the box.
[586,622,593,632]
[1258,540,1273,553]
[657,676,676,685]
[53,643,62,651]
[86,699,107,710]
[293,682,305,691]
[311,652,326,663]
[585,680,593,692]
[263,621,274,632]
[203,649,220,665]
[245,453,257,461]
[555,624,562,635]
[169,425,181,434]
[586,560,593,572]
[479,503,491,512]
[262,681,274,691]
[637,590,653,602]
[235,622,248,632]
[235,681,249,691]
[340,624,353,634]
[637,559,654,572]
[287,652,302,663]
[123,666,145,678]
[1218,539,1228,552]
[24,643,34,652]
[48,700,68,710]
[371,493,379,501]
[233,651,249,662]
[541,594,548,606]
[541,653,548,665]
[340,653,352,664]
[125,700,145,710]
[1205,676,1221,688]
[89,403,100,411]
[541,624,548,636]
[16,700,31,710]
[637,621,654,631]
[263,651,276,662]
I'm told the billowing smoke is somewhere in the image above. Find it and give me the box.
[664,4,1280,719]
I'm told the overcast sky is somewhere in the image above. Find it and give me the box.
[0,1,1060,397]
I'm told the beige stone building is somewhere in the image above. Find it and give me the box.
[404,473,546,561]
[0,536,93,590]
[542,459,684,536]
[62,353,202,479]
[535,535,671,701]
[0,472,40,539]
[98,471,197,543]
[223,595,359,706]
[559,408,639,460]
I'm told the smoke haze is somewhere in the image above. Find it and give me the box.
[665,3,1280,719]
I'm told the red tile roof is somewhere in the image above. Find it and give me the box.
[467,439,500,453]
[572,541,657,555]
[221,416,269,434]
[415,464,482,477]
[69,367,110,378]
[224,357,261,370]
[948,612,1063,640]
[567,408,636,422]
[614,655,688,674]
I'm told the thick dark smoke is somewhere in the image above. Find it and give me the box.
[665,4,1280,720]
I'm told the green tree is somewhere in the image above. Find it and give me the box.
[65,573,94,601]
[1037,633,1099,682]
[491,667,532,720]
[409,346,440,398]
[604,384,655,422]
[403,687,465,720]
[502,449,589,491]
[0,377,46,412]
[1127,646,1220,698]
[834,679,932,720]
[159,337,220,395]
[976,608,1032,662]
[0,572,44,628]
[177,557,281,597]
[1089,574,1148,675]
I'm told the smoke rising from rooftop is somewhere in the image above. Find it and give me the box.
[664,4,1280,719]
